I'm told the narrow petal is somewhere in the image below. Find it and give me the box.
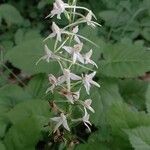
[90,80,100,88]
[53,121,63,133]
[66,94,74,104]
[70,73,81,80]
[74,35,81,44]
[63,46,73,54]
[72,26,79,33]
[58,75,66,84]
[88,71,96,79]
[84,122,91,132]
[73,53,77,64]
[84,81,91,95]
[62,119,70,131]
[51,117,61,122]
[77,53,84,64]
[85,49,93,58]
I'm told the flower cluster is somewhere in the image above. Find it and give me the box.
[39,0,101,134]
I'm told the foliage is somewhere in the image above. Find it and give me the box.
[0,0,149,149]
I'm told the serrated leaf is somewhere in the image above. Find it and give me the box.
[0,4,23,26]
[119,79,148,110]
[99,43,150,78]
[107,101,150,137]
[4,116,42,150]
[6,99,51,125]
[6,38,59,75]
[125,126,150,150]
[0,84,31,115]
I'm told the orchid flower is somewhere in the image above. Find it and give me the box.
[84,49,98,68]
[58,69,81,91]
[36,45,59,64]
[63,43,84,64]
[47,0,96,20]
[82,108,92,132]
[45,22,62,42]
[72,26,81,44]
[46,0,69,19]
[83,71,100,95]
[51,113,70,133]
[61,90,80,104]
[46,74,59,93]
[81,99,95,113]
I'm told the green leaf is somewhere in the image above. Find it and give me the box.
[125,126,150,150]
[4,116,42,150]
[0,84,31,115]
[119,79,148,110]
[6,99,51,125]
[146,83,150,113]
[6,38,59,75]
[14,29,24,45]
[107,101,150,137]
[25,73,48,99]
[76,142,109,150]
[99,42,150,78]
[0,4,23,26]
[0,141,6,150]
[0,117,8,138]
[90,90,102,126]
[75,131,110,150]
[100,78,123,107]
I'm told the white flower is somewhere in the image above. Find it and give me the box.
[72,26,81,43]
[84,49,98,68]
[63,43,84,64]
[58,69,81,85]
[83,71,100,95]
[47,0,69,19]
[85,11,96,28]
[82,99,95,113]
[82,108,92,132]
[83,11,101,28]
[46,74,59,93]
[37,45,59,63]
[61,90,80,104]
[45,22,62,42]
[51,113,70,133]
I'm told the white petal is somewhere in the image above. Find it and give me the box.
[89,60,98,68]
[74,35,81,44]
[90,80,100,88]
[73,90,80,100]
[84,122,91,132]
[73,53,77,64]
[88,71,96,79]
[77,53,84,64]
[84,80,91,95]
[53,121,63,133]
[63,46,73,54]
[72,26,79,33]
[85,99,92,106]
[85,49,93,59]
[51,117,61,122]
[66,94,74,104]
[58,75,66,84]
[62,119,70,131]
[70,73,81,80]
